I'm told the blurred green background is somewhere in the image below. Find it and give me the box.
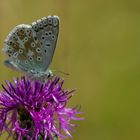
[0,0,140,140]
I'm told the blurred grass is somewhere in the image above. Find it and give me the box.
[0,0,140,140]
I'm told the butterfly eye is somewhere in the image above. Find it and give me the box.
[36,48,41,53]
[37,56,42,61]
[31,42,35,47]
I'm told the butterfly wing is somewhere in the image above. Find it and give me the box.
[4,24,37,73]
[3,16,59,77]
[31,16,59,72]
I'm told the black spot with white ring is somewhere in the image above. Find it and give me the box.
[24,37,28,42]
[29,56,33,61]
[36,48,41,53]
[51,35,55,39]
[19,49,23,54]
[49,31,52,35]
[31,42,35,48]
[43,20,47,26]
[37,56,42,62]
[32,23,39,32]
[25,60,28,64]
[45,32,48,36]
[38,23,43,29]
[48,18,52,24]
[20,29,24,33]
[41,35,45,40]
[26,29,29,32]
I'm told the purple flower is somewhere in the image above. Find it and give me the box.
[0,76,83,140]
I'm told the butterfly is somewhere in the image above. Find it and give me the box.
[3,16,59,79]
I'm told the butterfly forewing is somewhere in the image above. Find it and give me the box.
[3,16,59,77]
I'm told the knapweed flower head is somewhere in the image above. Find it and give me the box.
[0,76,83,140]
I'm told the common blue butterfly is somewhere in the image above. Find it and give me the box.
[3,16,59,79]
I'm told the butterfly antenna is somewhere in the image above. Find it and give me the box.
[52,70,70,76]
